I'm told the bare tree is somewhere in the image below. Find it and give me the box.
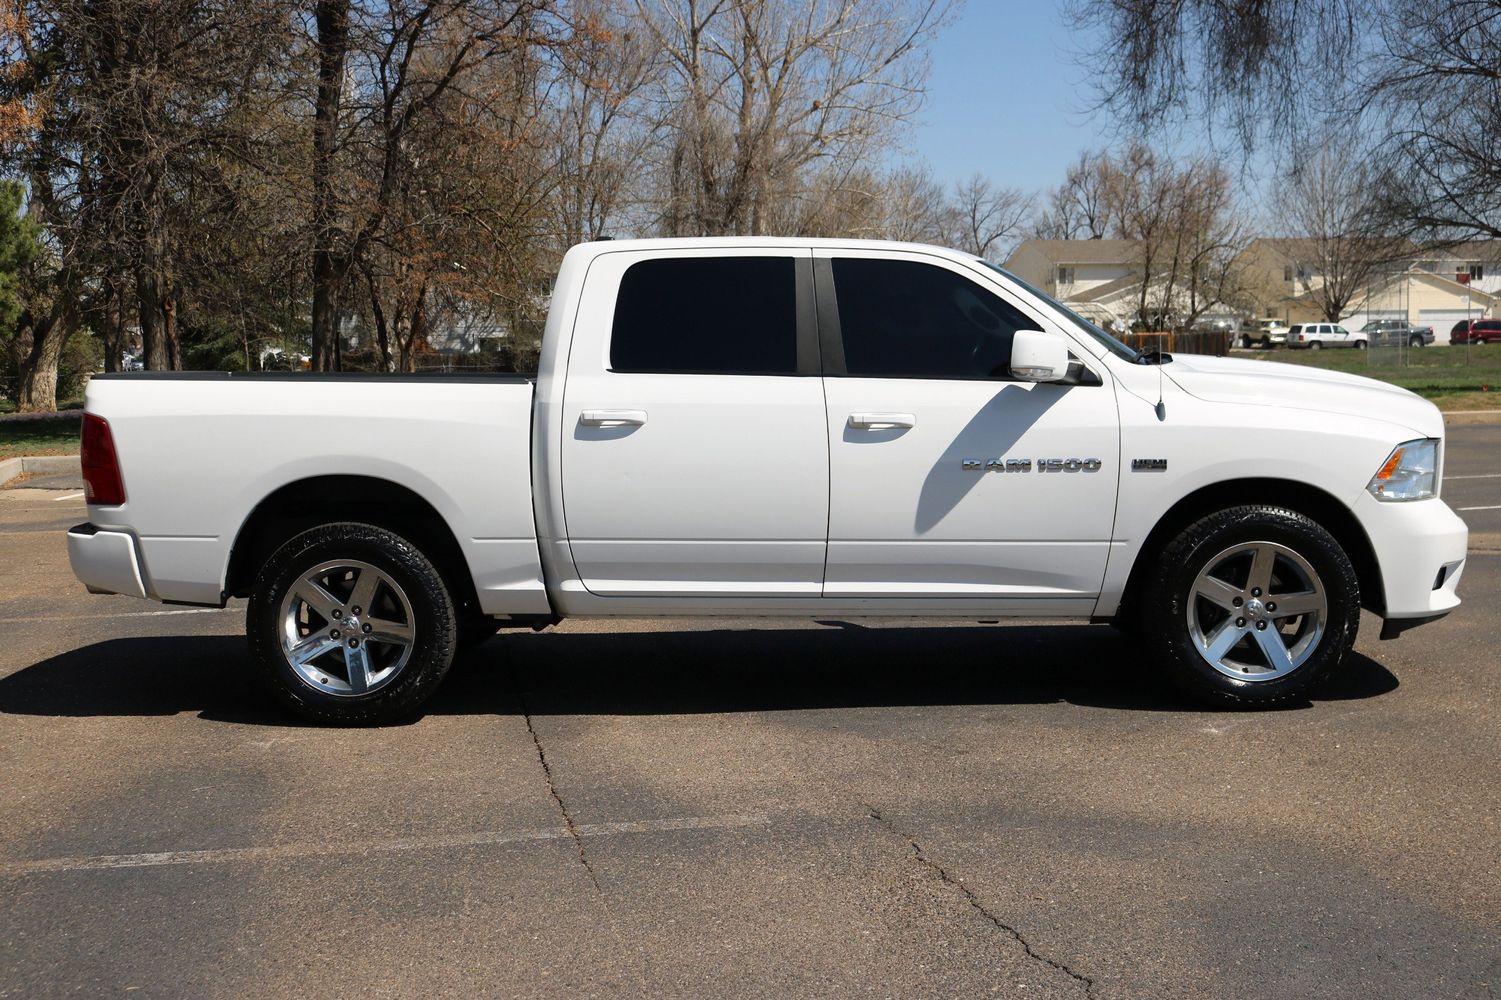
[1029,151,1108,240]
[639,0,951,237]
[947,173,1030,258]
[1275,149,1402,322]
[1074,0,1501,245]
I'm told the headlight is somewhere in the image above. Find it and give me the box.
[1367,438,1439,501]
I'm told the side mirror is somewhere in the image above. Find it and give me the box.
[1009,329,1070,382]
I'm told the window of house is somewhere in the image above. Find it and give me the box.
[1471,264,1485,281]
[1057,265,1074,285]
[1283,265,1294,282]
[609,256,798,374]
[831,258,1041,379]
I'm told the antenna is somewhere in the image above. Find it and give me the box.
[1154,331,1166,420]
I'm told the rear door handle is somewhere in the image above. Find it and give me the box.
[580,409,648,427]
[848,412,915,430]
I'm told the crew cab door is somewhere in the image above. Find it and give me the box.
[559,247,828,597]
[816,250,1119,606]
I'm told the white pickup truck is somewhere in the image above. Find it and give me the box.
[68,238,1468,722]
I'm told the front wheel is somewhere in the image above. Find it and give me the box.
[1238,334,1252,349]
[1410,335,1424,348]
[1259,337,1272,349]
[1141,506,1360,707]
[1353,339,1367,350]
[247,522,457,724]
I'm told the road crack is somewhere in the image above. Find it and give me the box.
[520,694,601,892]
[866,805,1096,998]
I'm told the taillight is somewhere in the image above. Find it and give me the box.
[80,413,126,506]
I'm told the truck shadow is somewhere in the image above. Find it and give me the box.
[0,624,1399,725]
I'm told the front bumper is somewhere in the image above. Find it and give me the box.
[66,522,148,599]
[1352,496,1467,633]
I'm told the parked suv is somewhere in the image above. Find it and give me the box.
[1239,319,1288,349]
[1451,318,1501,344]
[1288,322,1358,349]
[1360,319,1435,348]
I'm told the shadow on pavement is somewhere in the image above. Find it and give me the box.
[0,624,1399,724]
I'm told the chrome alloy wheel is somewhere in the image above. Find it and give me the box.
[1187,541,1327,681]
[279,559,416,696]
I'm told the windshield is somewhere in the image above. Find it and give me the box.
[979,261,1140,361]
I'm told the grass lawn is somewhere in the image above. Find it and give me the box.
[0,413,83,459]
[1241,343,1501,410]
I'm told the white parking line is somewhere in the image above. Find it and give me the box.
[1445,473,1501,480]
[0,813,772,876]
[1459,505,1501,512]
[50,492,83,501]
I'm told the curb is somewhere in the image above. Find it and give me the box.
[0,454,82,488]
[1442,410,1501,425]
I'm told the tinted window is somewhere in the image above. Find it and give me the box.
[832,258,1040,378]
[610,257,797,374]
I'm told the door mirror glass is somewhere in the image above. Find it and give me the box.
[1009,329,1069,382]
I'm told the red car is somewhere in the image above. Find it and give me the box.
[1451,318,1501,344]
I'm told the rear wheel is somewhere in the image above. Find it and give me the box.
[1353,339,1367,350]
[1410,335,1424,348]
[247,522,457,724]
[1141,506,1360,706]
[1308,341,1322,350]
[1238,334,1252,349]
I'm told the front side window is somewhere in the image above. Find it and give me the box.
[610,256,797,374]
[831,258,1041,379]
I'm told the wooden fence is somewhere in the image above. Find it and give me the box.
[1118,331,1232,357]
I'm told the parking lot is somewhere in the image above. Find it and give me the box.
[2,426,1498,999]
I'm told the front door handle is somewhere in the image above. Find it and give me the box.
[848,412,915,430]
[581,409,648,427]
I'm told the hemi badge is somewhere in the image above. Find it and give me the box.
[1132,459,1168,471]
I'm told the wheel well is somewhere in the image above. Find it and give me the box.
[224,475,482,616]
[1120,479,1384,615]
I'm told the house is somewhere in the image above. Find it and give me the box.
[1237,237,1496,341]
[1002,238,1239,331]
[1003,239,1143,301]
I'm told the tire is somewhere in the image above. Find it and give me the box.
[1409,336,1424,348]
[1353,340,1366,350]
[247,522,457,724]
[1259,337,1272,349]
[1238,335,1252,349]
[1308,341,1322,350]
[1140,506,1360,707]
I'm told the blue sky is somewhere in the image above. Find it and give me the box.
[908,2,1108,194]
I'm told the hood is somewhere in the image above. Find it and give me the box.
[1162,354,1443,438]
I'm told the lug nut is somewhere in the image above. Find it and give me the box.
[333,609,343,619]
[1256,620,1267,630]
[1232,596,1243,607]
[352,606,362,616]
[1235,617,1246,628]
[330,629,341,640]
[362,623,372,634]
[1251,587,1262,597]
[1266,602,1277,612]
[347,637,359,648]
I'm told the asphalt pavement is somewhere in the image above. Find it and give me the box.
[1,427,1497,998]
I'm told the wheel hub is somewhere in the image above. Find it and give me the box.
[278,559,416,697]
[1186,541,1328,681]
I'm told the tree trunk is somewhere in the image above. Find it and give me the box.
[135,267,175,370]
[14,300,78,413]
[310,0,351,371]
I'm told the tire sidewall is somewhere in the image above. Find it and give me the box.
[247,523,456,723]
[1146,506,1360,705]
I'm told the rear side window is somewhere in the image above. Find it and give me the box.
[610,256,797,374]
[830,258,1040,378]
